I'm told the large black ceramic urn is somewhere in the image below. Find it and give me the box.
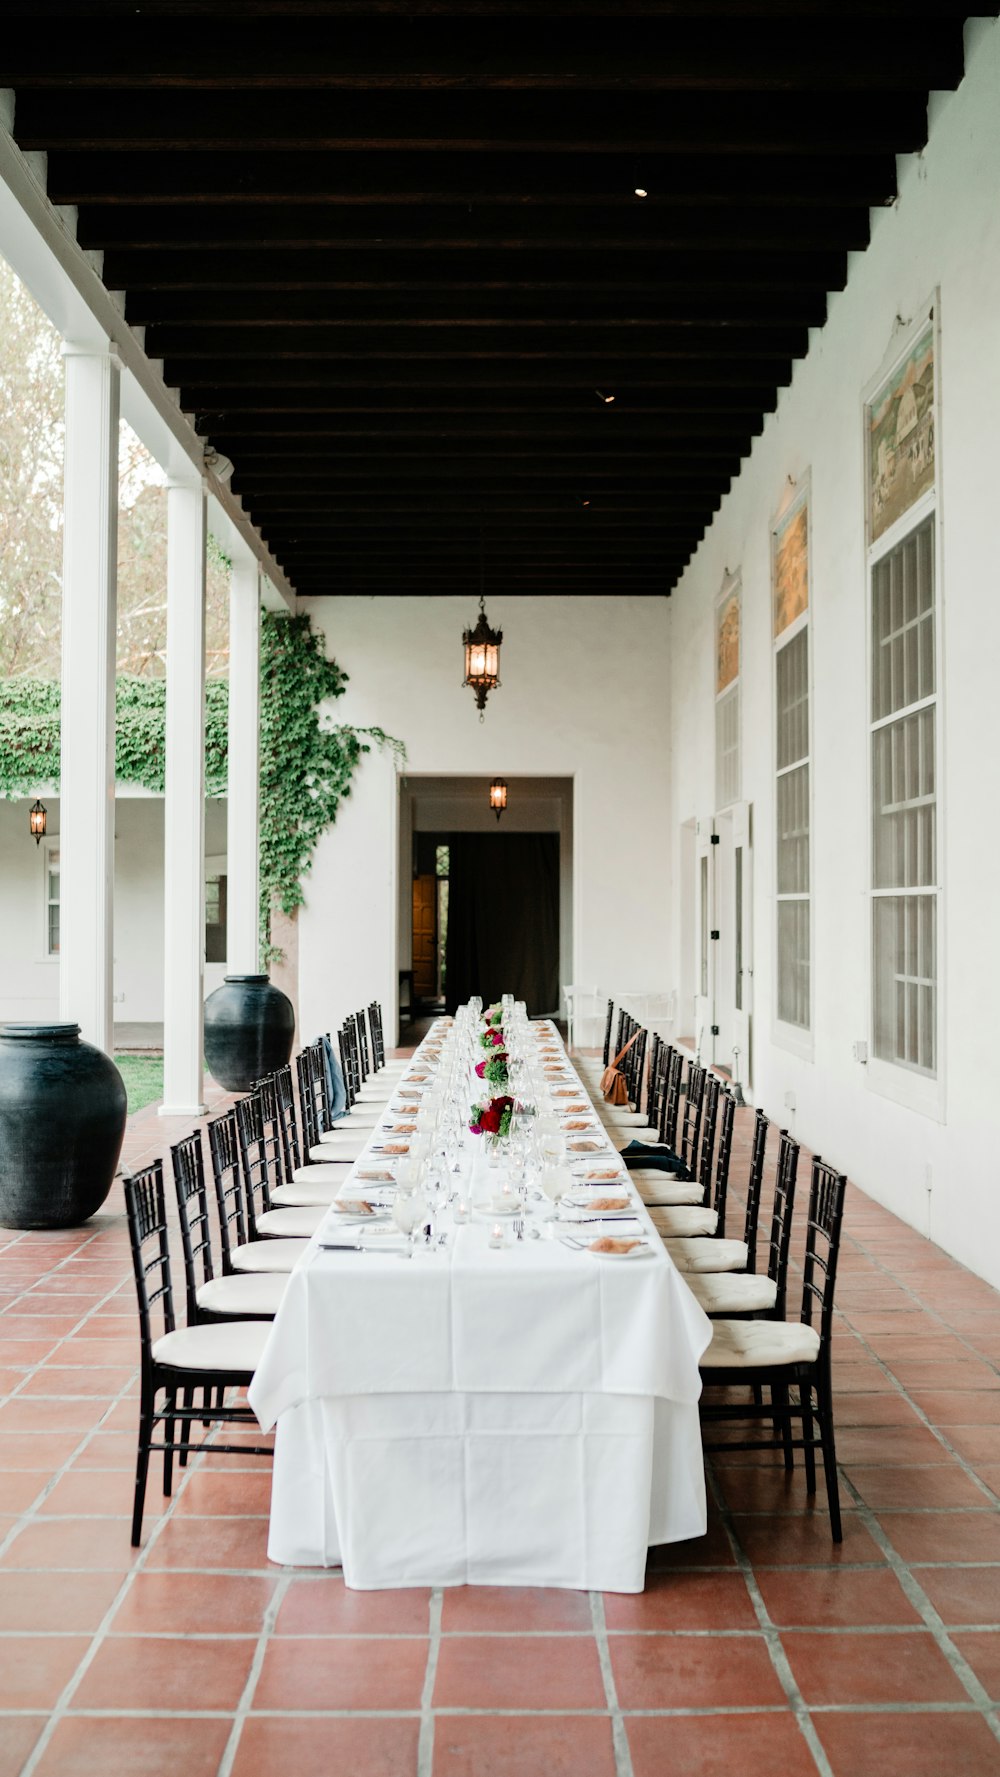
[0,1024,128,1229]
[203,974,295,1092]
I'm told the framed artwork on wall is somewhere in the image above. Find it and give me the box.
[772,486,809,639]
[866,320,935,545]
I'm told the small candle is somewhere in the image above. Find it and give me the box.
[454,1199,468,1224]
[489,1221,504,1249]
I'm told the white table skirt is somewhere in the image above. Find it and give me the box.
[266,1388,707,1592]
[250,1018,713,1590]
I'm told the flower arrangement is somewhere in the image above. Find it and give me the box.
[483,1002,503,1025]
[469,1094,514,1138]
[479,1025,505,1051]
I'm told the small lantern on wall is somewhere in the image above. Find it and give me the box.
[29,800,47,845]
[463,595,503,721]
[489,778,508,822]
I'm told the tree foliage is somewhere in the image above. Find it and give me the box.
[0,254,230,679]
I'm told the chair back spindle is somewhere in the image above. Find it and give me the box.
[207,1108,247,1272]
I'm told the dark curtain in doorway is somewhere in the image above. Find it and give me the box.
[444,833,560,1016]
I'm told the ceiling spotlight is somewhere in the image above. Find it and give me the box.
[595,389,615,404]
[634,186,648,198]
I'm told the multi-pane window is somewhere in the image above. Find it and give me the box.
[775,627,810,1029]
[715,685,740,810]
[871,515,937,1074]
[44,845,60,957]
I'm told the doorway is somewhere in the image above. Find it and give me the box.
[693,803,753,1088]
[444,832,560,1015]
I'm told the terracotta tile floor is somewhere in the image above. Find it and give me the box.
[0,1085,999,1776]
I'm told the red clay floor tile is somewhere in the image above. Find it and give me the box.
[610,1632,786,1710]
[253,1634,428,1711]
[434,1633,605,1710]
[626,1711,819,1777]
[782,1628,969,1705]
[0,1716,46,1777]
[754,1566,922,1627]
[72,1632,257,1711]
[433,1714,617,1777]
[440,1583,592,1633]
[232,1716,422,1777]
[109,1570,278,1636]
[33,1714,233,1777]
[275,1575,432,1637]
[815,1710,1000,1777]
[604,1570,758,1632]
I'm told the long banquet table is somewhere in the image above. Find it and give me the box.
[248,1017,712,1592]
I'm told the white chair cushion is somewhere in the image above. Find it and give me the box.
[196,1273,287,1316]
[334,1111,382,1129]
[310,1141,363,1163]
[231,1239,311,1273]
[269,1179,338,1207]
[633,1176,702,1207]
[701,1318,821,1370]
[152,1320,271,1373]
[354,1086,394,1103]
[663,1236,748,1274]
[292,1163,351,1185]
[255,1205,325,1238]
[687,1272,778,1315]
[649,1206,718,1237]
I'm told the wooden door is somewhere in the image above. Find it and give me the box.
[411,874,437,1000]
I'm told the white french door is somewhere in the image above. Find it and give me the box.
[695,803,753,1088]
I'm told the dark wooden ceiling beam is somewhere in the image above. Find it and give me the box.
[48,150,899,208]
[128,288,828,327]
[105,244,847,291]
[145,323,810,361]
[202,413,761,441]
[0,3,978,20]
[1,20,964,90]
[13,91,929,155]
[81,201,871,253]
[174,361,790,391]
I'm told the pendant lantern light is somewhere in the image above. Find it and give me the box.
[29,800,47,845]
[489,778,508,822]
[462,530,502,720]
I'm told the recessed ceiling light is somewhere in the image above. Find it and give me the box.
[595,389,615,405]
[634,186,648,198]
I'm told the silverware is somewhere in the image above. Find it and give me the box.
[514,1218,524,1241]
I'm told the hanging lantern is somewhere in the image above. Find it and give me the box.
[489,778,508,822]
[462,595,503,720]
[29,800,47,845]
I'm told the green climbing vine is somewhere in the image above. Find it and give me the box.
[0,610,404,962]
[257,611,404,960]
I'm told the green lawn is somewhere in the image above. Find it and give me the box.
[114,1053,164,1115]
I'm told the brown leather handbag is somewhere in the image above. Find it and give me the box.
[600,1028,641,1105]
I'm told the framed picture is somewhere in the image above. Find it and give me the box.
[866,321,935,545]
[772,487,809,639]
[716,583,740,693]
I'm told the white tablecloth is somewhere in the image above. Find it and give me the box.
[249,1022,713,1591]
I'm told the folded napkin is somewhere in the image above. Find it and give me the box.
[373,1142,410,1155]
[589,1236,646,1255]
[568,1139,602,1152]
[333,1198,380,1216]
[354,1168,397,1183]
[567,1194,631,1213]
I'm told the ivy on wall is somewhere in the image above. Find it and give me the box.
[0,610,403,961]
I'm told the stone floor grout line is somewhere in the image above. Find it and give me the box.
[416,1587,443,1777]
[215,1569,293,1777]
[589,1590,635,1777]
[706,1465,835,1777]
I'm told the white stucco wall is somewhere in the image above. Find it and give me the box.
[296,595,672,1045]
[666,16,1000,1285]
[0,792,228,1026]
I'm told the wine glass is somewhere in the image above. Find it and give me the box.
[540,1163,570,1224]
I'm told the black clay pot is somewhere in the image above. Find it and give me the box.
[203,974,295,1091]
[0,1024,128,1230]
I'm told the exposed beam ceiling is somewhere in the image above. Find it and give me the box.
[1,5,976,597]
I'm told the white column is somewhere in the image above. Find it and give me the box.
[160,479,207,1115]
[226,555,261,973]
[58,342,120,1053]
